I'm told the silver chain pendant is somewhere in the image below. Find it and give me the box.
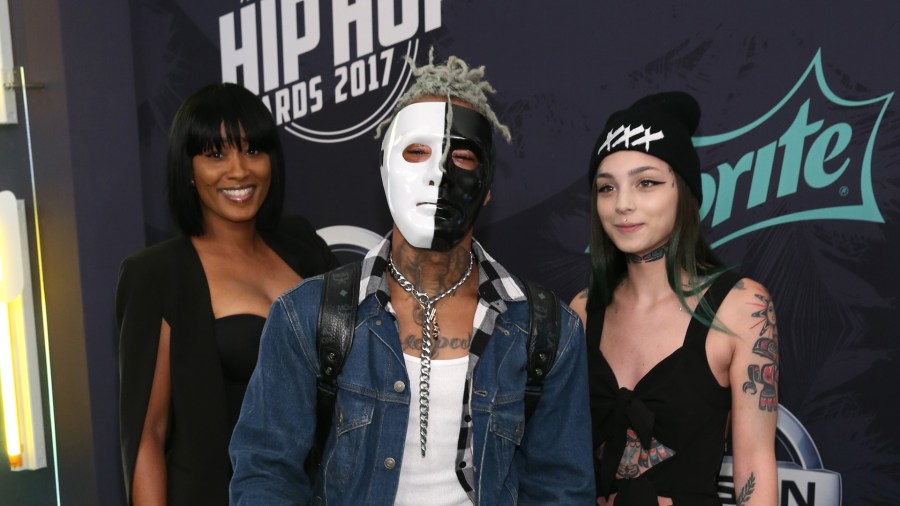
[388,251,474,457]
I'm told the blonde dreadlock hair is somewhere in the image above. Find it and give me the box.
[375,48,512,143]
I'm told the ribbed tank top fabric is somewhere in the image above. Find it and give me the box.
[395,354,472,506]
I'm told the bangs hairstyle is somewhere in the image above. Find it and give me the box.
[167,82,285,236]
[587,172,727,327]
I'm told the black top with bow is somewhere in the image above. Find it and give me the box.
[586,271,740,505]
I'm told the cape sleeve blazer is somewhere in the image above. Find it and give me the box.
[116,215,338,505]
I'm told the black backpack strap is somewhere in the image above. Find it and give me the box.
[523,280,560,423]
[305,262,361,479]
[317,262,361,383]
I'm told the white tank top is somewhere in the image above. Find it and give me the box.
[394,354,472,506]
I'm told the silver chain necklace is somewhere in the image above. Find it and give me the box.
[387,251,474,457]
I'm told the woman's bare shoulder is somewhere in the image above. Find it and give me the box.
[712,276,778,354]
[717,277,773,322]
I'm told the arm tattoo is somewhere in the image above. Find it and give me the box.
[736,472,756,506]
[742,293,779,412]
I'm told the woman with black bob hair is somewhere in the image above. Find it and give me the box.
[167,82,286,236]
[117,82,338,505]
[570,92,779,505]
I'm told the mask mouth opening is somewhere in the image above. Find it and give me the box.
[434,204,460,220]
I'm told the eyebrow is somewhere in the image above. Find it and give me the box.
[595,165,666,181]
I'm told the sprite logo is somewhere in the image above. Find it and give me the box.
[695,49,892,248]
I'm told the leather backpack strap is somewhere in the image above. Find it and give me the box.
[523,280,560,423]
[316,262,361,383]
[305,262,360,480]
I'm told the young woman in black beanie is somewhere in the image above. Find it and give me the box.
[570,92,778,506]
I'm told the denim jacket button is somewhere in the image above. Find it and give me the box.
[393,380,405,393]
[384,457,396,469]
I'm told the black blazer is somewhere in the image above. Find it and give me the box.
[116,216,338,505]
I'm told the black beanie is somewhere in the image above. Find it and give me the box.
[588,91,702,202]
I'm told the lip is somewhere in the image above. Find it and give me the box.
[615,223,643,233]
[219,185,256,203]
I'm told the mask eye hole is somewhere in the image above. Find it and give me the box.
[402,143,432,163]
[451,149,479,171]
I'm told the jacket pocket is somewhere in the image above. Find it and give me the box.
[482,396,525,502]
[323,386,376,491]
[489,395,525,445]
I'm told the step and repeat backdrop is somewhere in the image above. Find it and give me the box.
[131,1,899,504]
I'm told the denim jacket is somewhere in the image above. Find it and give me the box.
[230,268,594,505]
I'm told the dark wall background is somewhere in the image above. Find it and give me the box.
[0,0,897,504]
[0,0,142,503]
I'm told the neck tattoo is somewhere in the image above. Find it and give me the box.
[388,251,474,457]
[626,245,668,264]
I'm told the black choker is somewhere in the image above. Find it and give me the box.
[626,245,668,263]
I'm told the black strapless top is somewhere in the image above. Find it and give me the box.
[215,314,266,435]
[586,271,740,505]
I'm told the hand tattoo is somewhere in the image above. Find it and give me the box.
[742,293,779,412]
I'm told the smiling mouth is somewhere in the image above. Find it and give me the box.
[220,186,255,202]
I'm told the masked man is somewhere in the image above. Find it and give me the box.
[229,52,594,505]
